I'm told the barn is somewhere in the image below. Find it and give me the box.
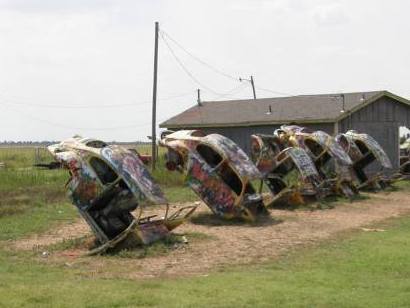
[160,91,410,169]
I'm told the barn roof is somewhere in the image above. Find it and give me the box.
[160,90,410,129]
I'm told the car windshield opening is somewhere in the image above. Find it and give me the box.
[89,157,118,185]
[197,144,223,168]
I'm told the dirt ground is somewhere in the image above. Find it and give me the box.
[10,190,410,279]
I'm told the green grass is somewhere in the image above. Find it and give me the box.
[0,147,53,169]
[0,151,76,240]
[163,185,198,203]
[0,201,77,241]
[1,214,410,307]
[394,179,410,190]
[1,148,410,307]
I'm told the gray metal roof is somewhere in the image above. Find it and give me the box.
[160,90,409,129]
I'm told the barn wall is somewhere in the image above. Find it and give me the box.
[338,96,410,168]
[187,122,334,154]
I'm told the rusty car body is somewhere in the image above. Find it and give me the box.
[251,133,325,205]
[399,140,410,178]
[335,130,393,189]
[48,136,196,254]
[274,125,357,198]
[160,130,268,221]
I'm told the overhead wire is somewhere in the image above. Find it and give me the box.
[0,28,298,137]
[160,27,298,98]
[0,102,163,131]
[255,86,294,97]
[159,30,224,96]
[0,91,193,109]
[210,82,250,101]
[160,29,239,82]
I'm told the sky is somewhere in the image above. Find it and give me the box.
[0,0,409,142]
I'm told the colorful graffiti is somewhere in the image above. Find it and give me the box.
[251,134,324,205]
[48,136,196,254]
[160,130,267,221]
[274,125,357,198]
[336,130,392,189]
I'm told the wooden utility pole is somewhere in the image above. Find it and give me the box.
[250,75,256,100]
[151,21,159,171]
[197,89,202,106]
[239,75,257,100]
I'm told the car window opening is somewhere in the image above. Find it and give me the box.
[217,162,243,195]
[266,139,282,156]
[354,140,370,155]
[305,139,324,157]
[86,140,108,148]
[197,144,223,168]
[89,157,118,185]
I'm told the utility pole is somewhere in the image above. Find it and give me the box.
[151,21,159,171]
[341,93,345,113]
[250,76,256,100]
[239,75,257,100]
[197,89,202,106]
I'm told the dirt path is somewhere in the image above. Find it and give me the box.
[10,190,410,279]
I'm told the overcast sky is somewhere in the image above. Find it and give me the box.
[0,0,409,141]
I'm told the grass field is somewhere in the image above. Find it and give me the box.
[1,148,410,307]
[1,209,410,307]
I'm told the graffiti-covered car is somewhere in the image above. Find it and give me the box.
[275,125,357,198]
[335,130,392,189]
[160,130,268,221]
[48,136,196,254]
[251,134,325,205]
[399,140,410,178]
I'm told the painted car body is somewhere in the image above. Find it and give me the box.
[251,134,325,205]
[48,136,196,254]
[335,130,392,189]
[399,141,410,177]
[274,126,357,198]
[160,130,268,221]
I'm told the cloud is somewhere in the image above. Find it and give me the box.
[313,3,350,27]
[0,0,117,13]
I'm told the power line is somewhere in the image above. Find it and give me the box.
[160,29,239,82]
[0,103,164,131]
[211,83,249,100]
[160,27,297,98]
[0,91,193,110]
[159,31,223,96]
[255,86,295,97]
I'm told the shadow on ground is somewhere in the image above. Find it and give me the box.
[189,212,283,227]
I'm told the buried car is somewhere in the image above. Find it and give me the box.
[399,140,410,178]
[251,133,325,205]
[274,125,357,198]
[48,136,196,255]
[160,130,268,221]
[335,130,393,189]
